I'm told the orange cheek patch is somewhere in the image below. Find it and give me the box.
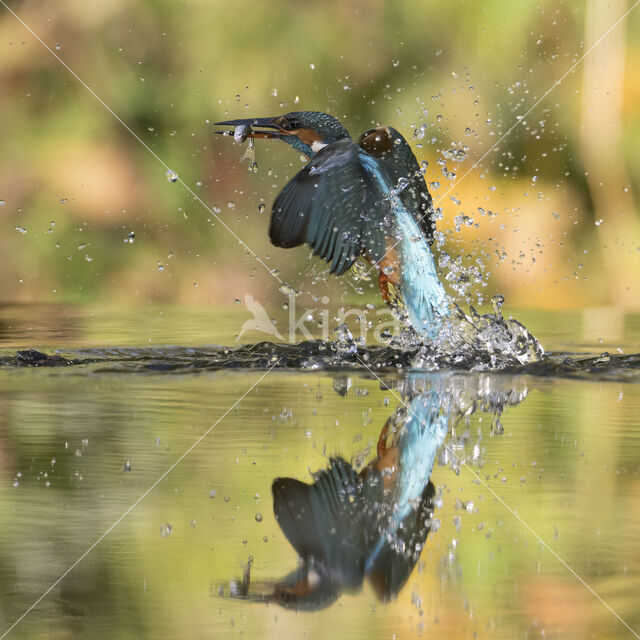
[291,127,323,147]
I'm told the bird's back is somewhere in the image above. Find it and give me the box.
[358,126,436,244]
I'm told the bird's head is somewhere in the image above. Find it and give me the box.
[215,111,350,158]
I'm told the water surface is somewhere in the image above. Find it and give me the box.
[0,304,638,639]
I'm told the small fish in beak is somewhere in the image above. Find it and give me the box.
[240,137,256,167]
[234,123,252,143]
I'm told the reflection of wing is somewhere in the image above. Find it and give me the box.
[270,140,388,275]
[272,457,379,589]
[366,480,436,601]
[272,477,326,560]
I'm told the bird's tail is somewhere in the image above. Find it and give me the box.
[394,205,448,340]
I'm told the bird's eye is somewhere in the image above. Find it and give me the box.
[287,118,301,129]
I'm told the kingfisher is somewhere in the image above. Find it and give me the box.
[215,111,448,338]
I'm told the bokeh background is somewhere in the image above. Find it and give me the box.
[1,0,639,317]
[1,4,640,639]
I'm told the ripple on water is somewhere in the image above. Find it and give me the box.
[0,323,638,381]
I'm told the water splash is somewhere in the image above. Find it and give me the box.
[4,339,638,380]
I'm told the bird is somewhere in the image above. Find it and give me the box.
[215,111,448,338]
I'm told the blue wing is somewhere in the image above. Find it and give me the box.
[270,139,389,275]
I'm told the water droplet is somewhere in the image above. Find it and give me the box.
[255,513,263,522]
[124,231,135,244]
[0,200,5,206]
[160,523,173,537]
[394,177,409,194]
[257,203,265,214]
[278,283,299,297]
[413,124,426,140]
[123,460,132,472]
[165,169,178,183]
[491,294,505,315]
[55,43,62,50]
[14,226,26,234]
[157,263,164,271]
[309,63,315,70]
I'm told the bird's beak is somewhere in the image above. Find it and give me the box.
[213,116,286,140]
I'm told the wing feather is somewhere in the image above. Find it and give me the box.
[269,140,387,275]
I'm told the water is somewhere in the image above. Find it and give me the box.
[0,304,639,638]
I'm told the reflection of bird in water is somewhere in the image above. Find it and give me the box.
[226,373,534,609]
[229,391,444,610]
[215,112,448,339]
[237,293,283,341]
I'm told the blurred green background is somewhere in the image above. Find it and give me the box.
[1,4,640,637]
[0,0,639,314]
